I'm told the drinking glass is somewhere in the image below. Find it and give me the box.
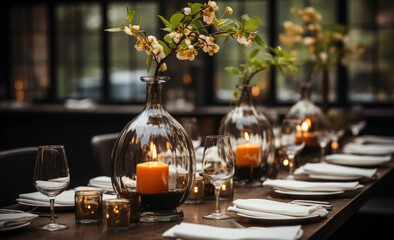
[181,117,202,149]
[201,135,234,220]
[316,126,332,162]
[34,145,70,231]
[349,105,366,136]
[280,119,305,179]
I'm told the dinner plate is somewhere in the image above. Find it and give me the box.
[324,158,391,167]
[273,188,345,197]
[0,222,31,232]
[236,212,323,225]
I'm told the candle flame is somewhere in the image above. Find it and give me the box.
[152,144,157,160]
[244,132,250,142]
[221,184,227,191]
[301,118,311,132]
[283,159,289,166]
[194,186,199,193]
[331,141,339,150]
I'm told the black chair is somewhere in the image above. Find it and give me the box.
[0,147,38,207]
[91,133,119,176]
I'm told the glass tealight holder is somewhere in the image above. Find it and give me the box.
[185,175,204,204]
[75,190,102,224]
[103,199,131,231]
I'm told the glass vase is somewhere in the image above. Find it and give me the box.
[220,84,275,186]
[111,76,195,222]
[286,84,327,160]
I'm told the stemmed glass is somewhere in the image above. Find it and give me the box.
[316,125,332,162]
[280,119,305,179]
[201,135,234,219]
[34,145,70,231]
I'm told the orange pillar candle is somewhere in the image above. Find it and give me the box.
[236,133,260,167]
[136,161,169,194]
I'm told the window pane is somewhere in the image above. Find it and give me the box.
[10,5,49,102]
[56,3,102,100]
[108,2,158,102]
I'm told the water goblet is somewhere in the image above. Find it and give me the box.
[280,119,305,179]
[201,135,234,220]
[316,127,332,162]
[34,145,70,231]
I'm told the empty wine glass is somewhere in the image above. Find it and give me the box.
[349,105,366,136]
[316,126,332,162]
[34,145,70,231]
[201,135,234,220]
[181,117,202,149]
[280,119,305,179]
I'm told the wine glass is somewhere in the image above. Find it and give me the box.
[316,124,332,162]
[280,119,305,179]
[181,117,202,149]
[34,145,70,231]
[349,105,366,136]
[201,135,234,219]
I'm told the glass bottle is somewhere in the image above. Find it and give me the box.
[220,84,275,186]
[111,76,195,222]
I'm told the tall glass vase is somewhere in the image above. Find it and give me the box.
[111,76,195,222]
[286,84,327,161]
[220,84,275,186]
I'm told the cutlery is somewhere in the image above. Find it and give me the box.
[290,200,332,210]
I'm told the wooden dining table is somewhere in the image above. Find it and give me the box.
[1,161,393,240]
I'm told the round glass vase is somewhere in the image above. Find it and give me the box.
[286,84,327,160]
[220,84,275,186]
[111,76,196,222]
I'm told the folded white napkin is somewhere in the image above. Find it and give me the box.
[0,212,37,229]
[162,222,303,240]
[228,199,328,218]
[324,154,391,166]
[343,143,394,155]
[263,179,363,192]
[295,163,377,179]
[88,176,113,189]
[17,188,116,207]
[355,135,394,145]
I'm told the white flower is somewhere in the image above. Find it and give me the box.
[203,12,215,24]
[236,35,247,45]
[304,6,316,15]
[303,36,315,46]
[225,6,233,15]
[184,7,191,16]
[185,38,191,46]
[124,26,133,36]
[244,39,253,47]
[158,63,167,72]
[319,52,328,62]
[283,21,293,30]
[208,1,219,12]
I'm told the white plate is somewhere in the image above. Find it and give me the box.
[236,212,323,224]
[0,222,31,232]
[324,158,390,167]
[273,188,345,197]
[307,174,362,181]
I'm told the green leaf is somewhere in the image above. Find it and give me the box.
[225,67,242,76]
[254,35,267,48]
[158,40,170,55]
[248,49,260,59]
[164,34,172,43]
[158,15,173,29]
[191,20,203,29]
[245,17,263,27]
[146,55,153,74]
[191,3,203,14]
[138,17,142,26]
[127,7,137,24]
[244,24,258,32]
[170,13,184,28]
[104,27,123,32]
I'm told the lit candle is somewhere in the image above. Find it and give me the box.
[185,175,204,204]
[236,132,260,167]
[136,144,169,194]
[296,118,316,146]
[74,190,102,224]
[219,178,233,201]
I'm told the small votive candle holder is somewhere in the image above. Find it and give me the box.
[185,175,204,204]
[103,198,131,230]
[75,190,102,224]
